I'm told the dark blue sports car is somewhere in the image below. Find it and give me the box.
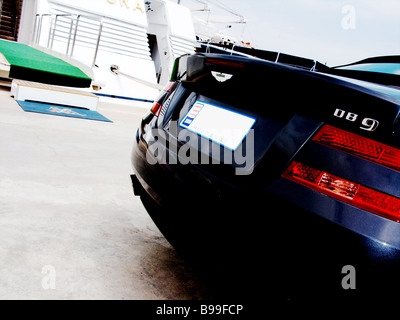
[131,51,400,300]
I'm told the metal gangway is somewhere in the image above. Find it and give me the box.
[32,11,151,68]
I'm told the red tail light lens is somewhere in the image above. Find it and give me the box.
[150,102,163,116]
[205,58,245,68]
[150,81,175,116]
[283,162,400,222]
[163,81,176,93]
[313,125,400,171]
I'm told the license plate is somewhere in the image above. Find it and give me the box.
[179,100,256,151]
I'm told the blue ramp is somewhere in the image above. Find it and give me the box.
[17,100,112,123]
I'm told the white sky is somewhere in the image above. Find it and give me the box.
[182,0,400,66]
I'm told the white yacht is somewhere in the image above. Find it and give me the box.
[8,0,198,104]
[2,0,250,106]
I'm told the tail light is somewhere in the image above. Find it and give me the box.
[205,58,245,68]
[283,162,400,222]
[150,81,175,116]
[313,125,400,171]
[150,102,163,117]
[283,125,400,222]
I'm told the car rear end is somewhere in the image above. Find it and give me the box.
[131,53,400,299]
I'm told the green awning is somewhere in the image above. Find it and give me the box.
[0,39,92,88]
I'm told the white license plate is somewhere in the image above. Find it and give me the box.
[179,100,256,151]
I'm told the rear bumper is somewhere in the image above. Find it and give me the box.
[130,174,142,196]
[131,127,400,297]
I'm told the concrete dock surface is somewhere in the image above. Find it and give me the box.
[0,87,214,300]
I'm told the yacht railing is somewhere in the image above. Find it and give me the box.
[33,12,151,68]
[33,13,103,67]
